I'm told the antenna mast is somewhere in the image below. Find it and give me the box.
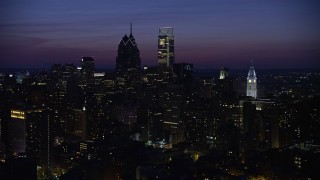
[130,22,132,35]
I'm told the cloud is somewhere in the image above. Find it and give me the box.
[0,35,49,47]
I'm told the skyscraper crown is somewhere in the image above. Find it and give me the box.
[118,23,137,47]
[119,34,137,47]
[247,61,256,79]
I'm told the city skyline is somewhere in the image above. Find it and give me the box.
[1,2,320,176]
[1,0,320,69]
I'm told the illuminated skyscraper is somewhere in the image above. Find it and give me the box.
[219,67,228,80]
[158,27,174,68]
[246,61,257,98]
[8,107,46,160]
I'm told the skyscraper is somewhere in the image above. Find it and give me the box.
[8,106,49,164]
[80,57,95,89]
[219,67,228,80]
[115,24,141,96]
[246,61,257,98]
[79,57,96,140]
[158,27,174,68]
[115,24,141,73]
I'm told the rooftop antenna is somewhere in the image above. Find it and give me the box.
[130,22,132,35]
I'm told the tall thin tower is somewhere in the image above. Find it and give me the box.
[246,60,257,98]
[158,27,174,68]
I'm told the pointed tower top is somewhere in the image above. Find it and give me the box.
[130,22,132,35]
[248,59,257,79]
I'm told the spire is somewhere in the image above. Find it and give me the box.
[246,59,257,98]
[129,22,135,40]
[247,60,256,79]
[130,22,132,35]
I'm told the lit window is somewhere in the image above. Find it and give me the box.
[159,39,165,46]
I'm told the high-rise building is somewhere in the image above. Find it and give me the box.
[159,84,185,146]
[80,57,95,89]
[8,106,46,160]
[72,107,87,140]
[158,27,174,68]
[217,67,234,96]
[219,67,228,80]
[239,99,278,154]
[48,65,67,136]
[246,61,257,98]
[115,24,141,73]
[173,63,193,83]
[115,24,141,96]
[79,57,97,140]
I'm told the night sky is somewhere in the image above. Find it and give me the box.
[1,0,319,69]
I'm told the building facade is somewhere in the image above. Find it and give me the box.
[115,25,141,97]
[246,61,257,98]
[158,27,174,68]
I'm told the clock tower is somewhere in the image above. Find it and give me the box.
[246,61,257,98]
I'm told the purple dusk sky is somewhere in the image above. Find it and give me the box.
[1,0,319,69]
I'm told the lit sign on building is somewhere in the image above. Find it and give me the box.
[11,110,26,120]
